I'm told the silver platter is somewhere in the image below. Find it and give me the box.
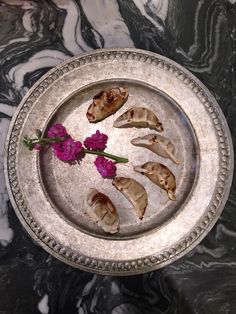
[4,48,234,275]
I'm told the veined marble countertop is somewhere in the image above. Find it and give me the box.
[0,1,236,313]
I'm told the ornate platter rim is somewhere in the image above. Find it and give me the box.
[4,48,234,275]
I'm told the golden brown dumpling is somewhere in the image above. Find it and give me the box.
[131,134,180,164]
[134,162,176,201]
[113,107,163,132]
[86,189,119,234]
[112,177,148,219]
[86,87,128,122]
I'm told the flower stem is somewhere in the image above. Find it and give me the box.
[35,137,64,143]
[83,149,128,163]
[23,136,65,150]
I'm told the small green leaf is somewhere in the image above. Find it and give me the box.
[28,142,34,151]
[23,137,29,145]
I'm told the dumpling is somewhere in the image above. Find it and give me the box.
[131,134,180,164]
[134,162,176,201]
[112,177,148,219]
[113,107,163,132]
[86,189,119,234]
[86,87,128,122]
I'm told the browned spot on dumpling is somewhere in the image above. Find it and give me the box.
[130,109,135,119]
[86,87,129,123]
[94,90,105,100]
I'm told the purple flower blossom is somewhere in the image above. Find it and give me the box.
[47,123,68,138]
[94,156,117,178]
[33,144,42,151]
[84,130,108,151]
[52,137,83,161]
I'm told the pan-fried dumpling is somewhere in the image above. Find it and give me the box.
[112,177,148,219]
[113,107,163,132]
[86,189,119,234]
[131,134,180,164]
[86,87,128,123]
[134,162,176,201]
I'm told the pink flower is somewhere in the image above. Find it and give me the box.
[47,123,68,138]
[52,137,83,161]
[94,156,117,178]
[33,144,42,151]
[84,130,108,151]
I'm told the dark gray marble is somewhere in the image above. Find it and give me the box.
[0,0,236,313]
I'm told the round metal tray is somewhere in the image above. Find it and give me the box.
[4,48,233,275]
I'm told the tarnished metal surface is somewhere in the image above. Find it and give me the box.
[4,49,234,275]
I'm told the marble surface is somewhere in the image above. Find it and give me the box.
[0,0,236,313]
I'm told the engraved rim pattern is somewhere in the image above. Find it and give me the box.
[5,49,233,275]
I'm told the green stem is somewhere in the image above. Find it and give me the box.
[84,149,128,163]
[31,137,64,144]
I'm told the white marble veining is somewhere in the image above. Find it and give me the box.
[80,0,134,48]
[0,119,14,246]
[54,0,92,53]
[8,50,69,89]
[38,294,49,314]
[133,0,168,31]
